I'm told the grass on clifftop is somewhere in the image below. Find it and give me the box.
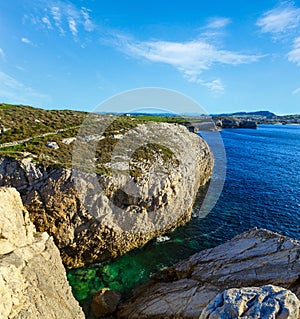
[0,104,183,176]
[0,103,86,143]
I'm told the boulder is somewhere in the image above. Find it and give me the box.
[46,141,59,149]
[0,187,84,319]
[91,288,121,317]
[117,228,300,318]
[200,285,300,319]
[0,122,213,268]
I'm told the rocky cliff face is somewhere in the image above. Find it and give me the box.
[217,117,258,129]
[0,122,213,268]
[0,187,84,319]
[117,228,300,319]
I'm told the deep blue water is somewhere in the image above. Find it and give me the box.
[68,124,300,311]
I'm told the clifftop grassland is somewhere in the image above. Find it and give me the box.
[0,104,182,175]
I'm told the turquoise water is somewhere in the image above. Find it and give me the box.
[67,124,300,314]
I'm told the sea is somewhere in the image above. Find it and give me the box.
[67,124,300,313]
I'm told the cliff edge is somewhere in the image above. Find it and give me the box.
[0,122,213,268]
[0,187,84,319]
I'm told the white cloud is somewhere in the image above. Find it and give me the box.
[257,2,300,36]
[258,3,300,67]
[27,1,96,40]
[113,35,263,92]
[0,72,49,104]
[288,36,300,65]
[42,16,52,29]
[81,7,95,32]
[68,18,78,37]
[21,37,32,44]
[199,78,225,94]
[51,6,65,34]
[205,17,231,29]
[0,48,5,61]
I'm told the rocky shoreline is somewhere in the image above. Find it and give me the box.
[1,189,299,318]
[1,117,299,319]
[0,122,213,269]
[117,228,300,318]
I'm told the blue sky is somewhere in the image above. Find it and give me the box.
[0,0,300,114]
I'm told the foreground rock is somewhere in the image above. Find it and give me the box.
[200,285,300,319]
[0,122,213,268]
[0,187,84,319]
[117,228,300,318]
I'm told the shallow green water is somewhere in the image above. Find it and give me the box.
[67,124,300,315]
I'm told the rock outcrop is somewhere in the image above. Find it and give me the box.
[0,187,84,319]
[200,285,300,319]
[218,117,258,129]
[0,122,213,268]
[91,289,121,318]
[117,228,300,319]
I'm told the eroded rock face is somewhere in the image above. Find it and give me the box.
[0,187,84,319]
[220,117,258,129]
[0,123,213,268]
[117,228,300,319]
[200,285,300,319]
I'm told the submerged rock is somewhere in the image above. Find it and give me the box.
[117,228,300,318]
[0,187,84,319]
[0,122,213,268]
[200,285,300,319]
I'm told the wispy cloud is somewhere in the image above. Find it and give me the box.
[51,6,64,34]
[288,37,300,65]
[112,34,263,93]
[21,37,33,45]
[257,2,300,37]
[81,7,95,32]
[292,87,300,94]
[68,17,78,37]
[205,17,231,29]
[0,72,49,104]
[257,2,300,68]
[199,78,225,94]
[41,16,53,29]
[29,1,95,40]
[0,48,5,61]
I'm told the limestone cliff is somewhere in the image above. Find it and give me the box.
[0,122,213,268]
[0,187,84,319]
[117,228,300,318]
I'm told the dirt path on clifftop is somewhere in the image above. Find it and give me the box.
[0,126,79,149]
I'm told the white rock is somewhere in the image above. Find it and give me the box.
[62,137,76,145]
[46,141,59,149]
[200,285,300,319]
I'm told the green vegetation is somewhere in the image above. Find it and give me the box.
[130,143,179,180]
[0,103,86,143]
[0,104,189,177]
